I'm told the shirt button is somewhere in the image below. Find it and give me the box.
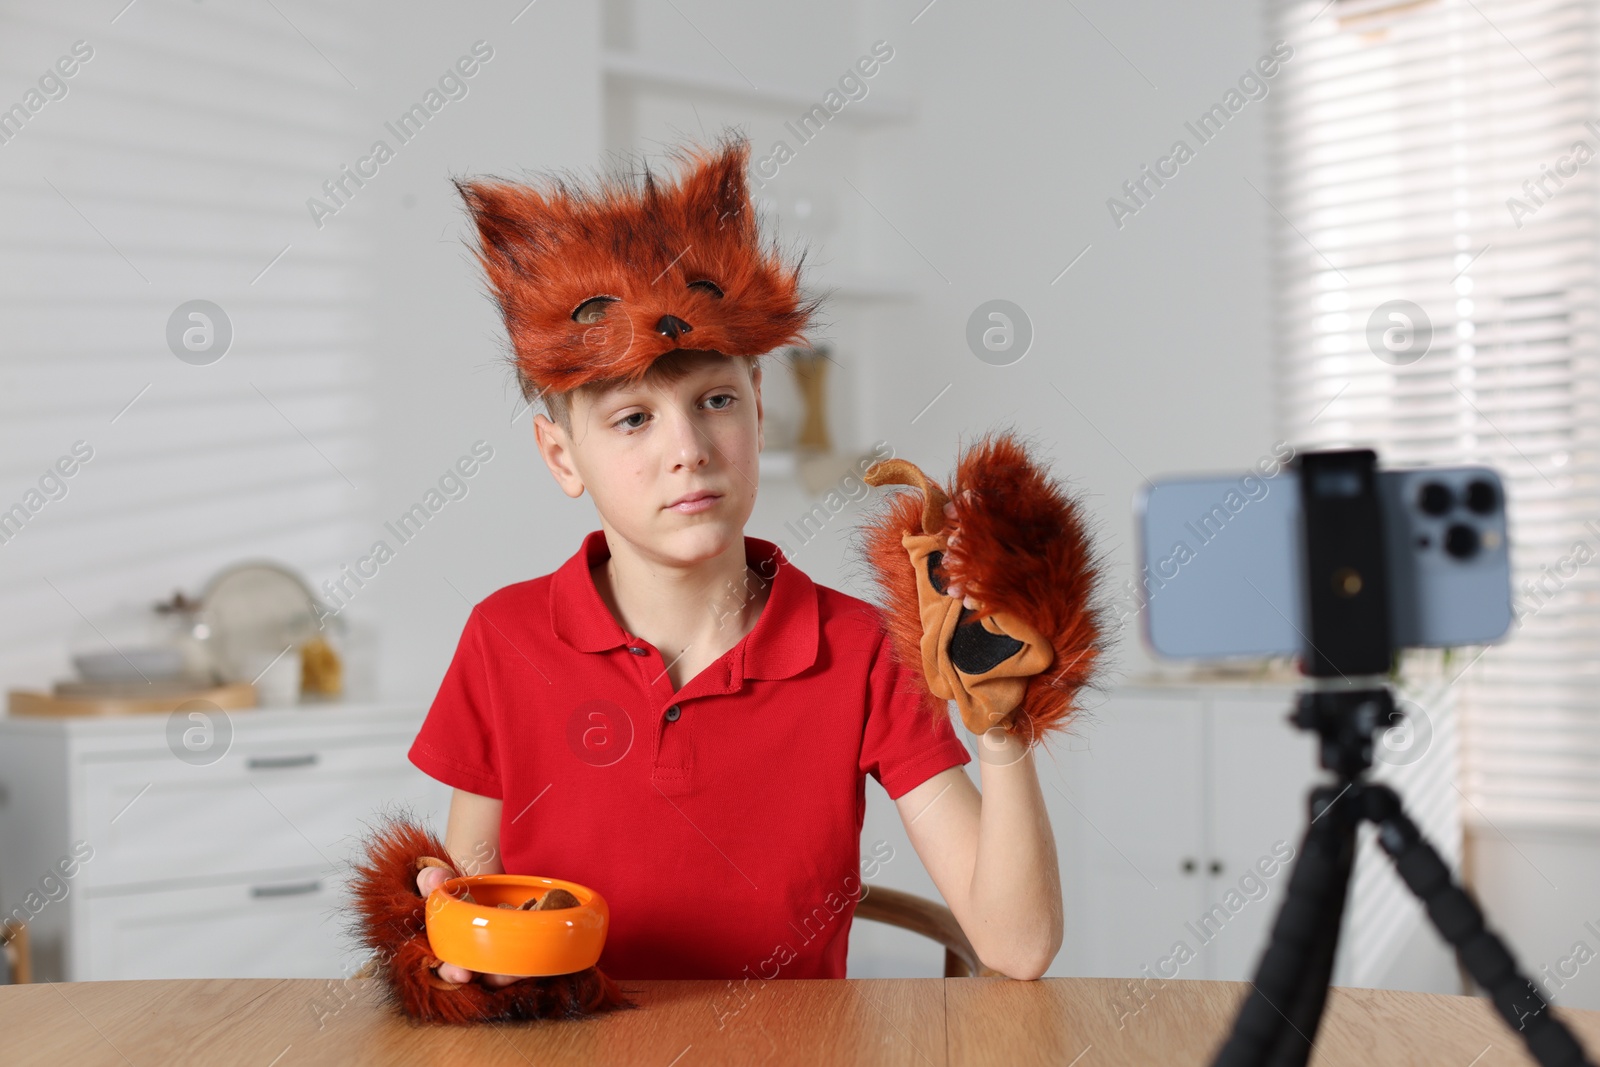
[665,704,681,722]
[627,646,647,656]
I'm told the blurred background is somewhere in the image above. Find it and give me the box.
[1,0,1597,1011]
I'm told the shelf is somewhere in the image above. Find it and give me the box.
[759,449,879,495]
[602,50,915,125]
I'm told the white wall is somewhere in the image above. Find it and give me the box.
[847,0,1278,683]
[352,1,603,699]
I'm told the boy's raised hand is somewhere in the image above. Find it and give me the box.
[415,864,525,987]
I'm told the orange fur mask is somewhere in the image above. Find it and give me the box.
[453,134,821,396]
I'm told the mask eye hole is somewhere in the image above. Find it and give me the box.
[572,296,618,324]
[687,280,724,298]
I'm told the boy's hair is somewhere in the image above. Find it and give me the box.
[538,349,760,434]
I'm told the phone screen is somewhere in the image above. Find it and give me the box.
[1136,466,1513,659]
[1136,472,1303,659]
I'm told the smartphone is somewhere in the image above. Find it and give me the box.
[1135,466,1513,659]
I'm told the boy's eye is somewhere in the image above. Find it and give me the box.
[687,280,724,298]
[616,412,649,430]
[704,393,735,410]
[572,296,619,324]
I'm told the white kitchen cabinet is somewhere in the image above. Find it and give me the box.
[1042,676,1462,993]
[1059,695,1212,977]
[0,701,448,981]
[84,874,345,980]
[1204,695,1333,980]
[1044,680,1319,982]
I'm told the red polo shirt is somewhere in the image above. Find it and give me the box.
[408,530,971,980]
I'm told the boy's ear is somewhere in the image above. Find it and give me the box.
[533,412,586,498]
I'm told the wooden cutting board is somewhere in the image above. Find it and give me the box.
[6,682,258,718]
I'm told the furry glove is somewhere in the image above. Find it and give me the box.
[862,433,1103,742]
[348,816,631,1024]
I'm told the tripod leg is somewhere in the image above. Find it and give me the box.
[1364,785,1596,1067]
[1263,793,1359,1067]
[1212,785,1357,1067]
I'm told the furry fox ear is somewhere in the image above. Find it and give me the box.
[451,179,550,279]
[860,433,1106,743]
[679,138,751,230]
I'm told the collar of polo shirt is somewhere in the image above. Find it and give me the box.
[549,530,820,681]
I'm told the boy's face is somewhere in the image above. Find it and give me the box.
[534,352,763,568]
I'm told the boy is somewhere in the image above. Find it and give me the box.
[408,136,1063,985]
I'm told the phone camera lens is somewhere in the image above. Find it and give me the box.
[1444,524,1480,560]
[1465,479,1498,514]
[1419,482,1454,516]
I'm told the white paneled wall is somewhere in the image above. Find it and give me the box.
[0,1,605,701]
[0,2,375,689]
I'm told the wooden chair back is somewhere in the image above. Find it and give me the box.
[853,886,1003,978]
[1,921,31,985]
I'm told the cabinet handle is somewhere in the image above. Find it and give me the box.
[247,754,319,770]
[1209,860,1223,876]
[1181,858,1197,874]
[251,880,322,899]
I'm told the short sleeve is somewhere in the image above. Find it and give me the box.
[408,608,503,799]
[859,629,972,799]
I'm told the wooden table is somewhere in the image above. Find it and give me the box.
[5,977,1599,1066]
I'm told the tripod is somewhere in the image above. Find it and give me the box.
[1209,685,1595,1067]
[1210,450,1595,1067]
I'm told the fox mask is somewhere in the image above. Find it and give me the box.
[453,134,821,397]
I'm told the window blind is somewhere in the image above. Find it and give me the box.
[1271,0,1600,828]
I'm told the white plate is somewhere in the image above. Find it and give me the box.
[200,561,325,683]
[72,647,188,683]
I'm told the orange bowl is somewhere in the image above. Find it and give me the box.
[424,875,609,977]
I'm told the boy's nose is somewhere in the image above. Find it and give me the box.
[665,410,711,470]
[654,314,692,339]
